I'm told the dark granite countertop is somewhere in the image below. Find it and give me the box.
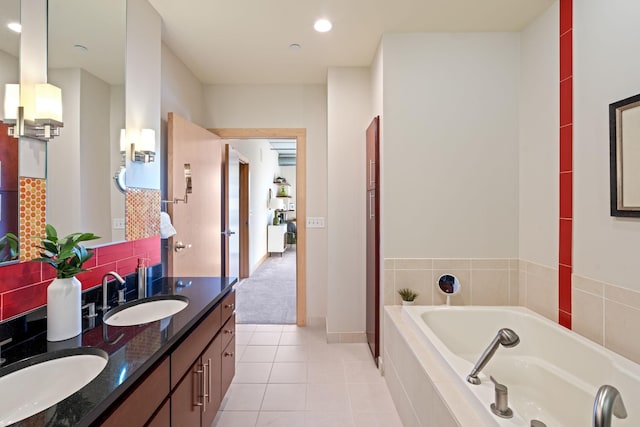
[2,276,236,427]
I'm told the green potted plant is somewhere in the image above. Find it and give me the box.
[33,224,100,341]
[397,288,418,306]
[0,232,19,262]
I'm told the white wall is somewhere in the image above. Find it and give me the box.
[0,50,18,114]
[382,33,520,259]
[280,165,296,209]
[229,139,280,274]
[519,3,559,267]
[204,84,328,321]
[327,67,370,333]
[161,43,206,127]
[110,85,126,242]
[125,0,161,190]
[574,0,640,290]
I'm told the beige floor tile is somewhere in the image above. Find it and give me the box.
[274,345,307,362]
[249,332,282,346]
[261,383,307,410]
[233,362,273,384]
[306,383,350,412]
[305,411,354,427]
[254,324,284,332]
[353,411,403,427]
[235,331,254,345]
[241,346,278,363]
[222,384,266,411]
[269,362,307,383]
[344,361,383,384]
[278,331,305,345]
[307,361,346,384]
[212,410,258,427]
[347,383,397,413]
[255,411,305,427]
[236,324,258,332]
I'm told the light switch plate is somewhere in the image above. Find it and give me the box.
[307,217,325,228]
[113,218,125,229]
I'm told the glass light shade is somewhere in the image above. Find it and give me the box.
[35,83,62,122]
[139,128,155,152]
[269,198,284,210]
[3,84,19,121]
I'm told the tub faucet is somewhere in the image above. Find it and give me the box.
[466,328,520,385]
[593,385,627,427]
[101,271,125,312]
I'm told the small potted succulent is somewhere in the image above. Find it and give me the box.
[33,224,100,341]
[398,288,418,306]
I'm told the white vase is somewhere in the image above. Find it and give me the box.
[402,300,414,306]
[47,277,82,341]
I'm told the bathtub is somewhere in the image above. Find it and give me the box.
[384,306,640,426]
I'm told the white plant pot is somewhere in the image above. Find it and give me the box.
[402,300,414,306]
[47,277,82,341]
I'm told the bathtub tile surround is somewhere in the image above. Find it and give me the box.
[519,260,559,322]
[573,274,640,364]
[0,236,160,321]
[385,258,519,307]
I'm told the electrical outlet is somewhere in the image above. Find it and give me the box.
[113,218,125,229]
[307,217,325,228]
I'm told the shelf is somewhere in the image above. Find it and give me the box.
[276,195,291,198]
[273,181,291,186]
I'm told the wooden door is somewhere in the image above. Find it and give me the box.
[239,162,250,279]
[167,112,223,276]
[365,116,380,365]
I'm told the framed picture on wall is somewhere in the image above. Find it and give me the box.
[289,203,295,211]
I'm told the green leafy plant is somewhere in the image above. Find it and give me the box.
[33,224,100,279]
[397,287,418,302]
[0,232,19,262]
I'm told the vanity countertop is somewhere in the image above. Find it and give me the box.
[1,276,236,427]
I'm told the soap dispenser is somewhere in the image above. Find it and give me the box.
[137,258,147,299]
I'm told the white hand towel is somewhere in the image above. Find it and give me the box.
[160,211,177,238]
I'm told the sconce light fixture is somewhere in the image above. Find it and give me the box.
[3,83,64,140]
[122,128,155,163]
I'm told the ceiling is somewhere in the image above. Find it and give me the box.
[270,139,297,166]
[149,0,555,85]
[0,0,19,58]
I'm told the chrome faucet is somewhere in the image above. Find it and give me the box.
[593,385,627,427]
[101,271,125,312]
[467,328,520,385]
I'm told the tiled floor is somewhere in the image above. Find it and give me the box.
[212,323,403,427]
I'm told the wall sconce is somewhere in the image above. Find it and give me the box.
[123,128,155,163]
[3,83,64,140]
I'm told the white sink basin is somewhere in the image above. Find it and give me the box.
[0,347,108,426]
[103,295,189,326]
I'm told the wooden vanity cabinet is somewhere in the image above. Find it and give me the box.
[171,291,235,427]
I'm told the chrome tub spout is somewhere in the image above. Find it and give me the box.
[593,385,627,427]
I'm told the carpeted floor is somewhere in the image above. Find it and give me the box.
[234,245,296,324]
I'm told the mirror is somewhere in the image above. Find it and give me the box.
[610,93,640,217]
[0,0,21,264]
[47,0,126,244]
[437,274,460,295]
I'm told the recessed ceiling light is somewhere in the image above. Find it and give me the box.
[314,19,332,33]
[289,43,301,50]
[7,22,21,33]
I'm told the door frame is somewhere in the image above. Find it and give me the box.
[210,128,307,327]
[239,160,250,279]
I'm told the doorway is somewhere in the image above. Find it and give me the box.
[211,128,307,327]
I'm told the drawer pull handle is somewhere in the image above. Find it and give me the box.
[224,351,234,357]
[224,303,235,309]
[193,367,204,407]
[224,329,234,335]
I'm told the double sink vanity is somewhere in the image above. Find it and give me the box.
[0,274,237,426]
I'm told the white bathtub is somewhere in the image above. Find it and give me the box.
[387,305,640,426]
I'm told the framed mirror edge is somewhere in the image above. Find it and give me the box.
[609,92,640,218]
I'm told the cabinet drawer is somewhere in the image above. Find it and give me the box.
[221,337,236,398]
[220,314,235,351]
[220,291,235,323]
[171,305,221,388]
[101,357,170,427]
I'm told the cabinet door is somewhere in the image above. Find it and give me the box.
[146,398,170,427]
[171,360,203,427]
[221,337,236,398]
[201,334,222,427]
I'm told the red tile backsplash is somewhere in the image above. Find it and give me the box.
[559,172,573,219]
[559,78,573,127]
[559,265,572,313]
[559,31,572,82]
[559,310,572,329]
[559,0,572,35]
[0,236,160,321]
[559,219,572,267]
